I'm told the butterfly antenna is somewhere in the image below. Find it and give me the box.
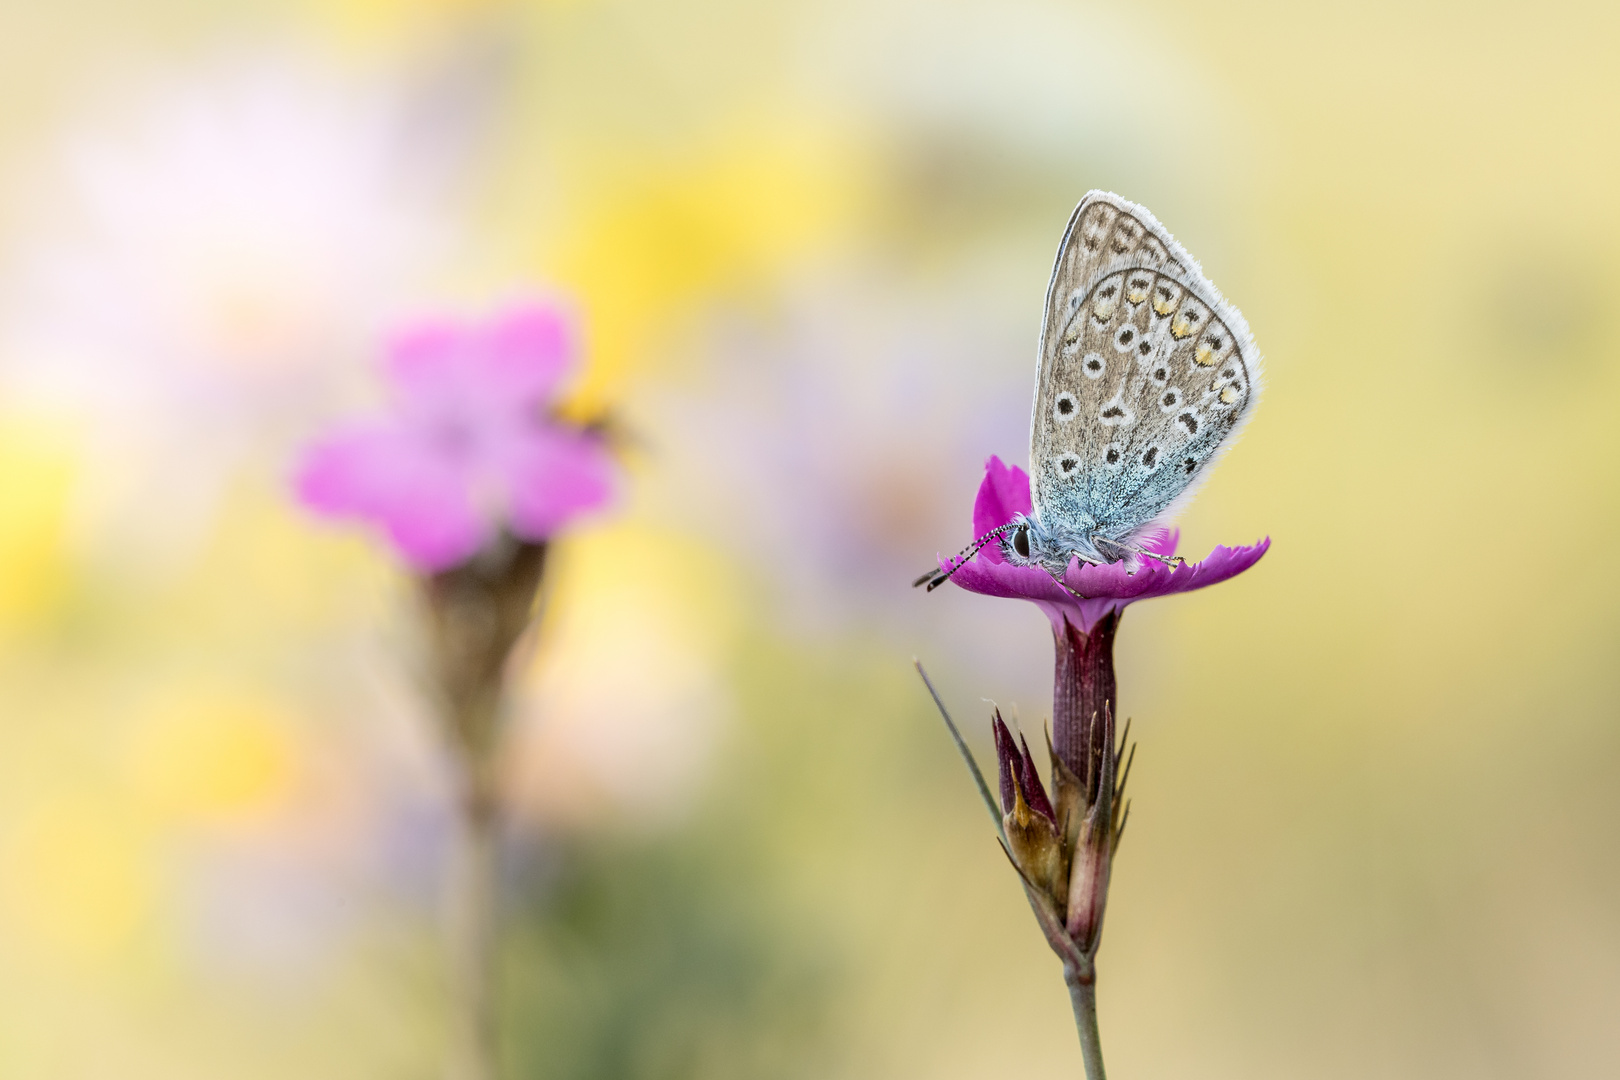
[912,523,1013,592]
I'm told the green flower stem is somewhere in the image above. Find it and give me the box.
[1065,964,1107,1080]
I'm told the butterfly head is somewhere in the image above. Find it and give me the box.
[1001,511,1134,579]
[999,514,1080,577]
[913,513,1114,594]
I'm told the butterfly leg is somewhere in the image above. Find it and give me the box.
[1045,567,1089,603]
[1095,535,1183,570]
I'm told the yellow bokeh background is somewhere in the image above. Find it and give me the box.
[0,1,1617,1077]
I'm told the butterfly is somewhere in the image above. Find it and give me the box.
[918,191,1262,594]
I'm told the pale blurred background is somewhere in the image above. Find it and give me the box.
[0,1,1617,1078]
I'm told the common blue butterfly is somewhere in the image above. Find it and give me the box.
[919,192,1262,591]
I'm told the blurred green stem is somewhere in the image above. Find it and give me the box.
[447,778,499,1080]
[425,539,548,1080]
[1065,964,1106,1080]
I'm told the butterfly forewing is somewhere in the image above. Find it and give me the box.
[1031,192,1260,545]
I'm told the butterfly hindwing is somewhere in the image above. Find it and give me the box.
[1030,192,1260,545]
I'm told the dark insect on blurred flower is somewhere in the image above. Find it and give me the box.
[292,300,617,1080]
[295,302,615,571]
[918,455,1266,1078]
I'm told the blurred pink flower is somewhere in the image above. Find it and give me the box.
[295,303,614,570]
[941,455,1269,632]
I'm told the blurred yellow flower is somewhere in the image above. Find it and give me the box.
[0,416,75,636]
[127,691,299,826]
[546,127,867,416]
[307,0,577,51]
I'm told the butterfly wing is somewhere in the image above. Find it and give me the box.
[1029,191,1261,545]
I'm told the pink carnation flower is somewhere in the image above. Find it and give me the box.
[295,303,614,570]
[942,455,1268,632]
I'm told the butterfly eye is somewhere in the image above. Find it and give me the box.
[1013,524,1031,560]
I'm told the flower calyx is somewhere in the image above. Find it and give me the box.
[993,711,1065,904]
[990,700,1135,967]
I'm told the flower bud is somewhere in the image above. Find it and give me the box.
[992,712,1064,904]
